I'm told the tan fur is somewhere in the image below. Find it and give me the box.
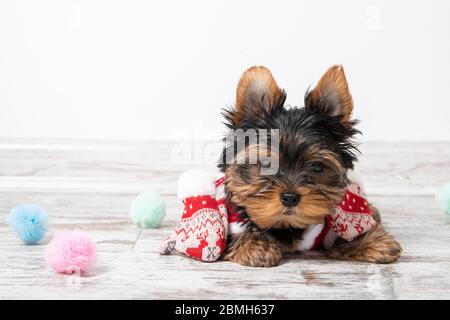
[328,224,402,263]
[225,167,335,229]
[223,230,283,267]
[232,66,285,124]
[369,203,382,223]
[224,147,346,230]
[305,65,353,126]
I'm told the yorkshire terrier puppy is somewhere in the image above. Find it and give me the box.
[219,65,402,267]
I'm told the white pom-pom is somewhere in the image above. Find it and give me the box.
[177,169,218,200]
[346,169,366,193]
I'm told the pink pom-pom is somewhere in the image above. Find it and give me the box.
[46,230,96,275]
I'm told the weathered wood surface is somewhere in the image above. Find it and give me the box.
[0,139,449,299]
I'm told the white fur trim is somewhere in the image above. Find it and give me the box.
[296,224,324,252]
[215,183,226,200]
[177,169,217,200]
[346,169,365,194]
[215,172,225,181]
[214,172,226,200]
[228,222,246,235]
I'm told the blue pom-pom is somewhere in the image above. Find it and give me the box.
[5,204,49,244]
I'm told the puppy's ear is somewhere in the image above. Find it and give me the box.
[305,65,353,126]
[231,66,285,124]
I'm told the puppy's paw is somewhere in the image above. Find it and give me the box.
[328,225,402,264]
[224,231,282,267]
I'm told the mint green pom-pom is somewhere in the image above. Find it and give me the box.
[436,183,450,215]
[129,192,166,228]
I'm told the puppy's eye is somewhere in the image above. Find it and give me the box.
[260,158,271,168]
[311,162,324,173]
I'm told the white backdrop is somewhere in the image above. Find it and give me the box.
[0,0,449,141]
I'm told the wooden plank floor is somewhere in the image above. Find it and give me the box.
[0,139,449,299]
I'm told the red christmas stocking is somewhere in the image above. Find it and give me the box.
[160,170,228,262]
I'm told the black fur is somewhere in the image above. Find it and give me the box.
[219,100,360,173]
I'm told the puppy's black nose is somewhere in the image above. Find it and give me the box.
[280,193,300,207]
